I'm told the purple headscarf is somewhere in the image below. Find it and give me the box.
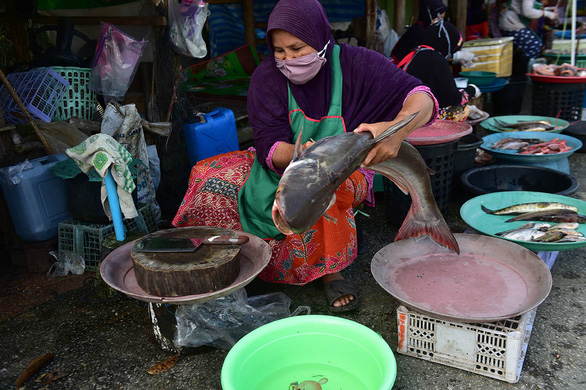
[248,0,424,168]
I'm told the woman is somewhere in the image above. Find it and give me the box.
[398,20,481,121]
[390,0,448,64]
[173,0,437,312]
[499,0,558,59]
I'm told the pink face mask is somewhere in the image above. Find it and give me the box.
[275,42,328,85]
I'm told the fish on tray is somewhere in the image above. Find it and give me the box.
[495,222,585,243]
[272,112,460,254]
[505,209,586,223]
[492,118,562,132]
[490,137,543,150]
[517,138,573,154]
[489,137,573,154]
[481,202,578,215]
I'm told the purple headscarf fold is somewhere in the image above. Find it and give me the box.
[248,0,424,168]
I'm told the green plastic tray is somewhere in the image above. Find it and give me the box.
[479,115,569,134]
[460,191,586,252]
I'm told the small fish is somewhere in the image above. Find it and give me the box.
[547,228,584,237]
[273,112,460,254]
[557,235,586,242]
[533,230,566,242]
[493,119,557,132]
[495,222,550,236]
[482,202,578,215]
[506,211,586,223]
[500,228,546,241]
[548,222,580,230]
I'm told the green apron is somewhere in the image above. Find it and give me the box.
[238,44,345,239]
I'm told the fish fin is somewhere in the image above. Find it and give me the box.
[292,127,304,161]
[323,212,338,223]
[481,205,495,214]
[372,111,420,144]
[427,166,435,176]
[395,208,460,254]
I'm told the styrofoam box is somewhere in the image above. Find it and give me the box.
[397,305,536,383]
[462,37,514,77]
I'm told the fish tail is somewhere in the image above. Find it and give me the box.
[481,205,495,214]
[395,208,460,254]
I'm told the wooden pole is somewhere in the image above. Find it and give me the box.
[242,0,256,47]
[0,69,55,155]
[394,0,406,36]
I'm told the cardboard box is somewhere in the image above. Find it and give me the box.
[462,37,514,77]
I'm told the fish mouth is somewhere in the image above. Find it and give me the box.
[272,200,295,235]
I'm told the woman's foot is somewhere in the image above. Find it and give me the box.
[323,272,358,311]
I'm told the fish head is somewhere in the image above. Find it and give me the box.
[272,158,337,235]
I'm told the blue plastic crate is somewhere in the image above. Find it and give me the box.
[0,68,69,124]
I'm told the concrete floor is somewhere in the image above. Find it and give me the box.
[1,84,585,389]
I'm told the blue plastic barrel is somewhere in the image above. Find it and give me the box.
[182,108,240,167]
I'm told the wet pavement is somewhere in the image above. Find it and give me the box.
[1,125,586,388]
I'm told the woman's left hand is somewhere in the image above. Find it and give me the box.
[355,121,406,166]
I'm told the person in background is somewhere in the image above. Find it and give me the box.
[173,0,437,312]
[391,0,476,69]
[398,20,481,121]
[390,0,448,64]
[499,0,558,59]
[466,0,490,41]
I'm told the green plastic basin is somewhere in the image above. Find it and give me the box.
[221,315,397,390]
[459,71,497,86]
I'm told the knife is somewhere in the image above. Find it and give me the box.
[132,235,249,253]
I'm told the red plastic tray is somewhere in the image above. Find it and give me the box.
[527,73,586,84]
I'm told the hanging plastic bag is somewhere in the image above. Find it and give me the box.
[174,289,310,350]
[168,0,210,58]
[0,160,33,186]
[90,22,147,102]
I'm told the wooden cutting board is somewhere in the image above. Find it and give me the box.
[131,234,241,297]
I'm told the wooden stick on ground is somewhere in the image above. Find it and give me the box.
[0,68,54,154]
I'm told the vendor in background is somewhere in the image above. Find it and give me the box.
[499,0,559,59]
[466,0,490,41]
[398,20,481,122]
[390,0,448,64]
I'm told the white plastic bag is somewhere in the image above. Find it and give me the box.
[47,251,85,278]
[168,0,210,58]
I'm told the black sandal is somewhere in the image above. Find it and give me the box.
[324,278,359,313]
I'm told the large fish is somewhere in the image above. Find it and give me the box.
[271,113,460,254]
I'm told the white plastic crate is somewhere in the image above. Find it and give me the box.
[397,305,536,383]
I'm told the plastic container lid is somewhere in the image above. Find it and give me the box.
[406,120,472,145]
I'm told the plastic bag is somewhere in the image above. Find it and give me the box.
[47,250,85,278]
[174,289,310,350]
[90,22,147,102]
[168,0,210,58]
[0,160,33,186]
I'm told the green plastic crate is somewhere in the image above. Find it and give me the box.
[49,66,98,121]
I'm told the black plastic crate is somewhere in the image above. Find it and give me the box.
[531,81,585,122]
[384,139,458,226]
